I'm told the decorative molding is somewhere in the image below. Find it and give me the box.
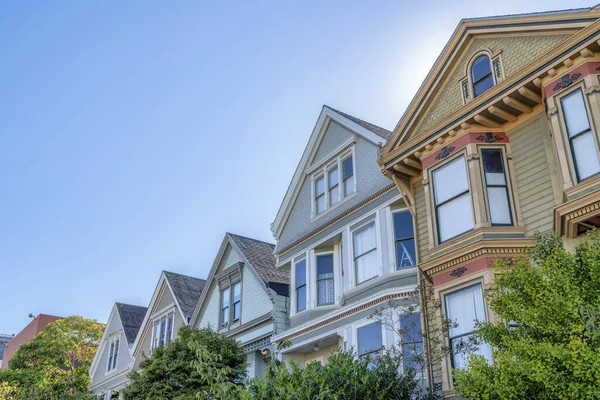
[475,132,502,143]
[492,58,503,81]
[435,146,455,160]
[553,72,582,91]
[461,78,470,104]
[450,267,467,278]
[548,106,558,116]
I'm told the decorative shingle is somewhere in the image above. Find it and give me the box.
[115,303,147,345]
[163,271,207,321]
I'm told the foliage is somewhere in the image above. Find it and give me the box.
[123,326,246,400]
[453,231,600,400]
[247,345,419,400]
[0,315,103,398]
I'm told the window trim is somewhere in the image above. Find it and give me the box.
[150,310,175,352]
[315,251,335,307]
[391,209,416,270]
[431,152,475,244]
[352,220,379,285]
[220,287,231,327]
[311,148,356,218]
[480,147,514,226]
[558,86,600,183]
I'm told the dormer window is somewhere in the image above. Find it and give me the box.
[106,337,119,373]
[151,312,174,350]
[471,55,494,98]
[312,151,356,217]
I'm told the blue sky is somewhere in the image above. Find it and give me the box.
[0,0,591,333]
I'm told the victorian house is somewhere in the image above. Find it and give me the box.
[191,233,289,379]
[89,303,146,399]
[378,6,600,397]
[270,106,421,371]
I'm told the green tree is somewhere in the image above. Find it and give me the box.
[453,232,600,399]
[123,326,246,400]
[0,315,104,399]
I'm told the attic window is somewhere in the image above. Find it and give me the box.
[312,149,356,217]
[471,55,494,98]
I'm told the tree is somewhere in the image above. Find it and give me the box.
[453,232,600,399]
[123,326,246,400]
[247,343,419,400]
[0,315,104,399]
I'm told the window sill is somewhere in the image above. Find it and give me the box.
[311,191,357,223]
[564,172,600,201]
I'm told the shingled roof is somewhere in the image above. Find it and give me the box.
[227,233,289,295]
[164,271,207,322]
[115,303,147,345]
[327,107,392,141]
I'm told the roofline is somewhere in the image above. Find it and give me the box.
[89,304,120,379]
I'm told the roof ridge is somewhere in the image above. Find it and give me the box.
[163,270,206,281]
[325,106,392,139]
[226,232,275,247]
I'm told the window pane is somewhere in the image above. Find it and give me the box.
[437,193,474,242]
[328,167,339,188]
[432,156,469,205]
[233,283,241,303]
[487,187,511,224]
[159,319,166,345]
[471,55,491,83]
[296,286,306,312]
[329,185,339,206]
[222,307,229,324]
[403,342,424,371]
[396,238,416,269]
[295,259,306,288]
[344,175,354,196]
[342,157,353,179]
[451,339,492,370]
[356,249,378,283]
[473,76,494,97]
[562,90,591,136]
[393,211,414,240]
[401,313,422,343]
[316,195,325,214]
[357,322,382,355]
[222,288,230,308]
[446,284,486,338]
[317,279,334,305]
[482,150,506,185]
[315,176,325,196]
[353,222,377,257]
[233,302,241,320]
[317,254,334,279]
[572,132,600,179]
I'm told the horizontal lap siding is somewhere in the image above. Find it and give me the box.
[414,181,430,263]
[509,115,557,236]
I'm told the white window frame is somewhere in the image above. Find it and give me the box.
[106,336,119,374]
[150,309,175,352]
[315,250,335,307]
[311,148,356,218]
[351,219,379,285]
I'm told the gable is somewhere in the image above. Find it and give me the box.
[154,285,176,313]
[218,244,243,274]
[413,33,572,138]
[311,120,356,166]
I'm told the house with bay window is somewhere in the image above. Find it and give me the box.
[130,271,206,371]
[270,106,421,371]
[190,233,289,379]
[89,303,147,399]
[378,6,600,397]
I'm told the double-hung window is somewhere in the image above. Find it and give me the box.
[151,312,174,350]
[445,284,492,369]
[482,149,512,225]
[152,321,160,349]
[357,322,383,367]
[400,313,423,372]
[561,89,600,181]
[159,317,166,346]
[106,338,119,373]
[353,221,378,284]
[295,259,307,312]
[232,282,241,322]
[313,153,355,216]
[316,254,334,306]
[471,55,494,98]
[393,211,416,269]
[221,287,231,327]
[432,155,474,243]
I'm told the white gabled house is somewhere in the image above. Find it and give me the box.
[130,271,206,371]
[89,303,147,400]
[190,233,290,379]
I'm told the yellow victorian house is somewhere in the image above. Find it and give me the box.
[379,6,600,397]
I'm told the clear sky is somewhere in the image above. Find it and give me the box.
[0,0,592,333]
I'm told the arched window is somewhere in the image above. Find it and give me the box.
[471,55,494,97]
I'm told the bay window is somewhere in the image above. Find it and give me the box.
[400,313,423,372]
[106,338,119,373]
[232,282,241,322]
[295,259,307,312]
[561,89,600,181]
[353,221,378,284]
[481,149,512,225]
[432,155,474,243]
[393,211,416,269]
[445,284,492,369]
[316,254,334,306]
[357,322,383,366]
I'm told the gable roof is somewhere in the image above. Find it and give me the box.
[227,233,288,286]
[115,303,147,345]
[164,271,206,322]
[385,7,597,151]
[271,105,392,240]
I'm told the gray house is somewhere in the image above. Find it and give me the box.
[191,233,289,379]
[270,106,421,368]
[89,303,147,399]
